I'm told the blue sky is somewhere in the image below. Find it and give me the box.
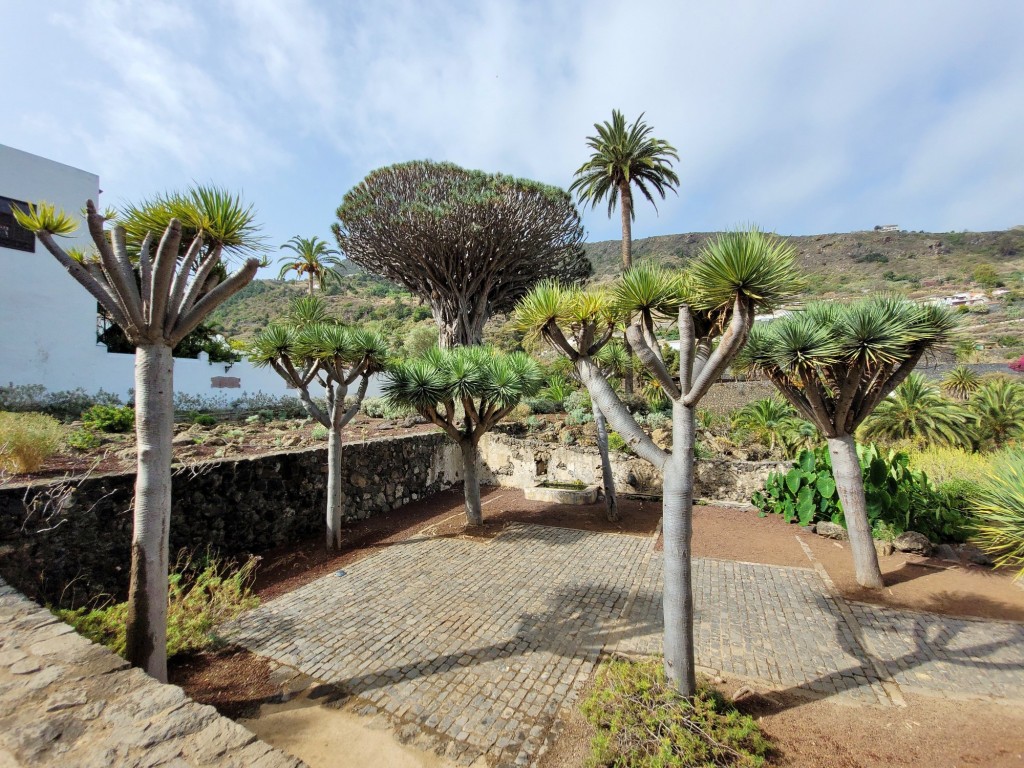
[4,0,1024,268]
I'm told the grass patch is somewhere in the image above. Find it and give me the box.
[0,411,64,473]
[582,658,771,767]
[56,552,260,658]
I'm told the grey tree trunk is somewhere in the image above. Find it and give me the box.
[461,439,483,525]
[827,434,884,589]
[591,401,618,522]
[662,400,697,696]
[619,181,633,270]
[326,401,345,550]
[125,344,174,682]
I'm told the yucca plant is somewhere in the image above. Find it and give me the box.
[249,296,387,549]
[14,193,261,683]
[942,364,981,400]
[278,235,345,295]
[862,372,971,448]
[516,228,803,698]
[516,282,624,522]
[739,296,958,590]
[972,449,1024,580]
[966,378,1024,450]
[385,346,542,525]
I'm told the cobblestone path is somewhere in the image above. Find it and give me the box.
[226,524,1024,767]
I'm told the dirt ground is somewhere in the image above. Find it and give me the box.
[171,491,1024,768]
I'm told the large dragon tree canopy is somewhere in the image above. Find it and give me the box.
[333,160,591,347]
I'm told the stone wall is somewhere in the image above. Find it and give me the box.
[0,576,304,767]
[0,432,460,607]
[478,433,785,505]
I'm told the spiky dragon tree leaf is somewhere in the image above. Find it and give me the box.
[692,228,803,312]
[11,201,78,236]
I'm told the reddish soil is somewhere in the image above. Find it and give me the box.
[539,682,1024,768]
[172,490,1024,767]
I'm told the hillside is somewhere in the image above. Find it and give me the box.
[209,228,1024,363]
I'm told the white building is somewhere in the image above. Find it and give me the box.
[0,145,297,402]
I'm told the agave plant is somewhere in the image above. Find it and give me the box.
[740,296,958,590]
[966,377,1024,449]
[250,296,388,548]
[516,228,803,698]
[942,364,981,400]
[972,449,1024,579]
[385,346,542,525]
[862,372,970,447]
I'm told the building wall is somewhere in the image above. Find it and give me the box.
[0,145,348,401]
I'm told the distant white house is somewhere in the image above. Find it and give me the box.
[0,145,305,402]
[876,224,900,232]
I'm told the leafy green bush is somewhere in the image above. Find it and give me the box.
[581,658,771,768]
[0,384,124,422]
[566,408,593,426]
[56,553,260,658]
[311,425,329,440]
[81,404,135,433]
[0,412,64,473]
[645,411,671,431]
[361,397,415,419]
[607,431,629,453]
[525,397,560,415]
[66,428,101,452]
[187,412,217,427]
[903,445,992,485]
[972,449,1024,579]
[540,374,574,409]
[564,389,592,413]
[752,445,973,541]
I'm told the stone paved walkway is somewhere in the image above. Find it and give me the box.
[226,523,1024,767]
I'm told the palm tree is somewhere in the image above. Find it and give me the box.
[740,297,958,590]
[278,235,344,295]
[249,297,388,549]
[568,110,680,271]
[731,397,813,455]
[14,189,261,682]
[966,377,1024,449]
[386,346,542,525]
[942,364,981,400]
[517,229,802,698]
[862,372,970,447]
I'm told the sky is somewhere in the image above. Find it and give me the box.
[4,0,1024,269]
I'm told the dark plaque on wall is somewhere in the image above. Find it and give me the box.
[0,197,36,253]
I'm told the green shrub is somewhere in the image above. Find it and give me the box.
[56,553,260,658]
[904,445,992,485]
[360,397,415,419]
[0,412,64,473]
[525,415,544,432]
[581,658,771,768]
[566,408,593,426]
[540,375,574,408]
[187,412,217,427]
[607,431,629,453]
[645,411,671,431]
[0,384,124,421]
[81,404,135,433]
[525,397,560,415]
[311,425,329,440]
[564,389,592,413]
[972,449,1024,579]
[66,428,101,452]
[752,444,972,541]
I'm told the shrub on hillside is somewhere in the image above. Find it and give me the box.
[81,404,135,433]
[0,412,64,474]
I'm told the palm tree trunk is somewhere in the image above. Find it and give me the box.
[826,434,884,589]
[308,274,315,296]
[619,181,633,271]
[460,439,483,526]
[662,401,697,697]
[591,400,618,522]
[125,344,174,682]
[326,401,345,549]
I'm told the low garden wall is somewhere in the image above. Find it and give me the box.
[478,433,785,505]
[0,432,460,607]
